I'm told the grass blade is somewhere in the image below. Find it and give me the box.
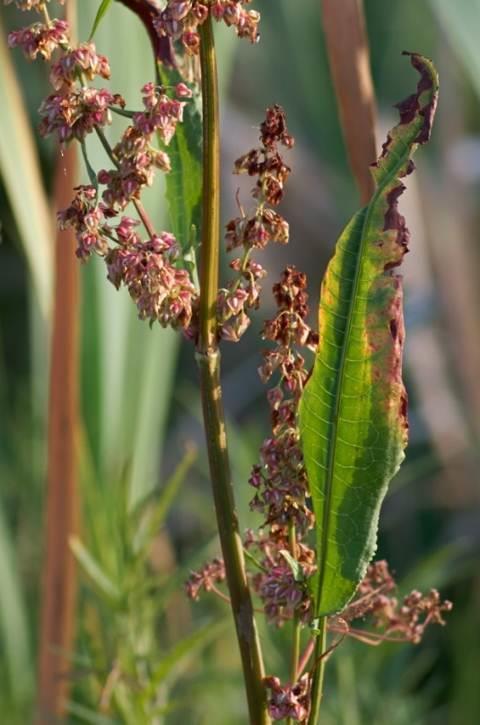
[89,0,114,39]
[0,17,53,320]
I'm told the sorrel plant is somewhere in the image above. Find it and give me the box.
[7,1,452,722]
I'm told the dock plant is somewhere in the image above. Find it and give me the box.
[7,1,452,722]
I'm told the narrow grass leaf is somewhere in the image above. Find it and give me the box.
[133,445,197,555]
[66,702,119,725]
[299,53,439,617]
[70,536,121,602]
[142,620,228,700]
[0,18,53,320]
[89,0,114,40]
[0,504,33,699]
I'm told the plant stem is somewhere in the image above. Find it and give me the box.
[196,17,269,724]
[307,618,327,725]
[37,8,79,722]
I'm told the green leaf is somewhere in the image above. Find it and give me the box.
[157,64,202,251]
[70,536,121,602]
[78,2,180,506]
[89,0,114,40]
[132,444,197,555]
[299,53,439,617]
[140,619,228,701]
[280,549,303,582]
[66,702,119,725]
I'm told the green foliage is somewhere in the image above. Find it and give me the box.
[299,53,439,617]
[157,64,203,255]
[0,16,53,322]
[70,449,226,723]
[78,0,180,506]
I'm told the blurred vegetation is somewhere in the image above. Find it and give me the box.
[1,0,479,723]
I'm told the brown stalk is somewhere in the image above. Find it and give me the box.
[36,140,79,725]
[36,6,79,719]
[322,0,377,204]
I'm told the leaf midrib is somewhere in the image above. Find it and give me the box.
[315,149,412,615]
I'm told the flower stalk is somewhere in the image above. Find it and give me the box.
[196,16,269,724]
[307,618,327,725]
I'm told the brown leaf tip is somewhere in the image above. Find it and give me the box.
[397,51,438,144]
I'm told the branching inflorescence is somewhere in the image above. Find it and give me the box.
[7,1,452,722]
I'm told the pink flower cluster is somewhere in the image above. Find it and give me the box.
[39,87,124,142]
[185,558,226,600]
[334,560,453,645]
[57,185,110,260]
[8,4,127,143]
[49,42,111,89]
[217,106,293,343]
[106,232,197,329]
[98,83,188,210]
[7,18,68,60]
[59,187,198,331]
[264,674,310,722]
[245,529,315,626]
[153,0,260,55]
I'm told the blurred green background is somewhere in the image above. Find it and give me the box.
[1,0,479,723]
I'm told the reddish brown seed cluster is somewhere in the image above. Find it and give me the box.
[153,0,260,56]
[217,106,293,343]
[264,674,310,722]
[185,557,226,600]
[330,560,453,645]
[245,267,318,625]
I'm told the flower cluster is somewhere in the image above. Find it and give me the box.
[264,674,310,723]
[244,267,318,626]
[217,105,293,342]
[106,232,197,329]
[98,83,188,210]
[57,184,109,260]
[7,2,130,144]
[185,557,226,600]
[245,528,315,626]
[11,0,197,331]
[153,0,260,55]
[250,267,318,528]
[49,42,111,89]
[59,187,198,330]
[7,18,68,60]
[330,560,453,645]
[39,87,124,142]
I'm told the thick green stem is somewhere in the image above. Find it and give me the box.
[196,17,269,725]
[307,618,327,725]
